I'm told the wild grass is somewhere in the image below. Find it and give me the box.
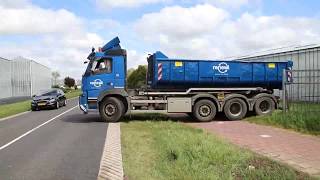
[121,120,312,180]
[247,103,320,135]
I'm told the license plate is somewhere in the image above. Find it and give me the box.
[38,102,46,106]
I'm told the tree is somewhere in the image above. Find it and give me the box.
[127,65,147,89]
[127,68,135,77]
[52,71,60,86]
[64,77,75,88]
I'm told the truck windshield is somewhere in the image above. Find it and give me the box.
[91,59,112,74]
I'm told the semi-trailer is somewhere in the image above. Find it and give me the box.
[79,37,293,122]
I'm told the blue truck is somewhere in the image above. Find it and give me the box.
[79,37,293,122]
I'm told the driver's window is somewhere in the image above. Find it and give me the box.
[92,59,112,74]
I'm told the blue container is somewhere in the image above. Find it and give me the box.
[146,51,293,90]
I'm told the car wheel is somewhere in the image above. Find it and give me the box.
[63,99,67,106]
[56,101,60,109]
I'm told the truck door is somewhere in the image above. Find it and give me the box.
[86,58,115,109]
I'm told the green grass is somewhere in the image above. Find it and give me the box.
[0,100,31,119]
[0,89,81,119]
[247,103,320,135]
[64,89,81,99]
[121,118,312,180]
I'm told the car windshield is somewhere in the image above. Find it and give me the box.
[37,90,57,96]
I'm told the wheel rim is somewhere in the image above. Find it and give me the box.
[229,102,242,116]
[65,100,67,105]
[199,105,211,117]
[259,100,271,113]
[105,104,117,116]
[56,102,59,108]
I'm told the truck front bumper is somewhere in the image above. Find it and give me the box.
[79,95,88,114]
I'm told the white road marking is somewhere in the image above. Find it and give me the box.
[259,134,272,138]
[217,122,224,124]
[0,105,78,151]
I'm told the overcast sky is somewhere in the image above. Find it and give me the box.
[0,0,320,80]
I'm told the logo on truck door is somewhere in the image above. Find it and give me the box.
[213,62,230,74]
[90,79,103,88]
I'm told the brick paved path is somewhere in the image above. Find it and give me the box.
[189,121,320,176]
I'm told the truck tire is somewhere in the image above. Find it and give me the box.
[224,98,247,120]
[254,97,275,116]
[99,97,124,122]
[193,99,216,122]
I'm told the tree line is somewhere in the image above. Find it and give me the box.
[51,65,147,90]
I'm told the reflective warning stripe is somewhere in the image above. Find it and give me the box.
[158,63,162,81]
[287,71,292,82]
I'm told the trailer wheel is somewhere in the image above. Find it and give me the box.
[193,99,216,122]
[224,98,247,121]
[99,97,124,122]
[254,97,275,115]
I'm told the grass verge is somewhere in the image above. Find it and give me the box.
[0,100,31,119]
[0,89,81,119]
[247,103,320,135]
[121,118,312,180]
[65,89,81,99]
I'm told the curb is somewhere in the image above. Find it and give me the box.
[0,111,31,122]
[98,123,124,180]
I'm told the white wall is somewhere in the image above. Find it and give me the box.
[0,56,51,99]
[0,58,12,99]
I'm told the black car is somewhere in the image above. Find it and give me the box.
[31,89,66,111]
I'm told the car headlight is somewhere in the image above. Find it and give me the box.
[49,99,56,103]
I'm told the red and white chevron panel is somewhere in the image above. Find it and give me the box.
[158,63,162,81]
[287,70,293,83]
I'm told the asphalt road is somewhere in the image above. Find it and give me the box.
[0,98,108,180]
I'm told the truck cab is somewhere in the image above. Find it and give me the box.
[79,37,128,118]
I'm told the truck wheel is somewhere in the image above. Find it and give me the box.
[254,97,275,116]
[193,99,216,122]
[224,98,247,120]
[99,97,124,122]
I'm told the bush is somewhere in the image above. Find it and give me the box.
[127,65,147,89]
